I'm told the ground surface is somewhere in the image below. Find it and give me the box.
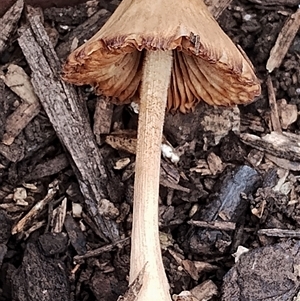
[0,0,300,300]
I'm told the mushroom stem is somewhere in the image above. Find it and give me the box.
[130,50,173,301]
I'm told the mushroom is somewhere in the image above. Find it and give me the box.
[62,0,261,300]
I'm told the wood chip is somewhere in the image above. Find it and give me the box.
[18,9,119,241]
[204,0,233,19]
[265,153,300,171]
[0,0,23,54]
[277,98,298,129]
[266,75,282,133]
[74,237,129,263]
[12,180,59,235]
[267,7,300,72]
[248,0,299,5]
[188,220,236,231]
[56,8,111,60]
[93,96,114,144]
[240,131,300,161]
[190,280,218,301]
[258,228,300,238]
[52,197,67,233]
[0,64,41,145]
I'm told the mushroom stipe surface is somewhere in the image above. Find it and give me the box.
[63,0,261,300]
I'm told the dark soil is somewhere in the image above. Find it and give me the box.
[1,0,300,300]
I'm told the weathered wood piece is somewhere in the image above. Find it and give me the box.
[0,0,23,54]
[222,241,300,301]
[12,180,59,235]
[74,237,129,263]
[23,153,70,181]
[188,220,236,231]
[265,153,300,171]
[0,64,41,145]
[267,7,300,72]
[240,131,300,162]
[64,214,87,255]
[258,228,300,238]
[248,0,299,6]
[12,243,70,301]
[204,0,233,19]
[189,165,261,255]
[93,96,114,144]
[266,75,282,133]
[56,8,111,60]
[17,10,119,241]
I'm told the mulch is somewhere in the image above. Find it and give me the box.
[0,0,300,300]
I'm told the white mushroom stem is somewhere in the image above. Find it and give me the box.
[130,50,173,301]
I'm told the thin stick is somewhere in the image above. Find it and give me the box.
[267,75,282,133]
[130,50,173,301]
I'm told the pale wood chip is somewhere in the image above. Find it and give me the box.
[267,7,300,72]
[12,180,59,235]
[0,64,41,145]
[240,131,300,162]
[204,0,233,19]
[93,96,114,144]
[0,0,23,53]
[266,75,282,133]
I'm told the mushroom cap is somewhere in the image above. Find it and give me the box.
[63,0,261,113]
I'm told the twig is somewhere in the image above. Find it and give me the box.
[188,220,236,231]
[266,76,282,133]
[258,228,300,238]
[12,180,59,234]
[74,237,130,262]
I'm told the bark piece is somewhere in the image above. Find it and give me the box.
[189,165,261,255]
[267,75,282,133]
[73,237,129,263]
[18,10,119,241]
[52,197,67,233]
[12,243,69,301]
[277,98,298,129]
[190,280,218,301]
[0,0,24,54]
[93,96,114,144]
[258,228,300,238]
[38,232,68,256]
[247,0,299,6]
[12,180,59,235]
[56,8,111,60]
[24,153,69,181]
[240,131,300,162]
[267,8,300,72]
[265,153,300,171]
[221,240,300,301]
[0,210,12,243]
[0,64,41,145]
[204,0,233,19]
[64,214,87,255]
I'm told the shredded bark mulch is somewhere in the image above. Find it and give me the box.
[1,0,300,300]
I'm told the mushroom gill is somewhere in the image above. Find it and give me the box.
[62,0,261,114]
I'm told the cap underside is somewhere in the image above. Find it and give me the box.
[63,0,261,113]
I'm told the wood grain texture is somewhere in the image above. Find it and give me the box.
[0,0,89,16]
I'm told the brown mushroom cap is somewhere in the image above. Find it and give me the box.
[63,0,261,113]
